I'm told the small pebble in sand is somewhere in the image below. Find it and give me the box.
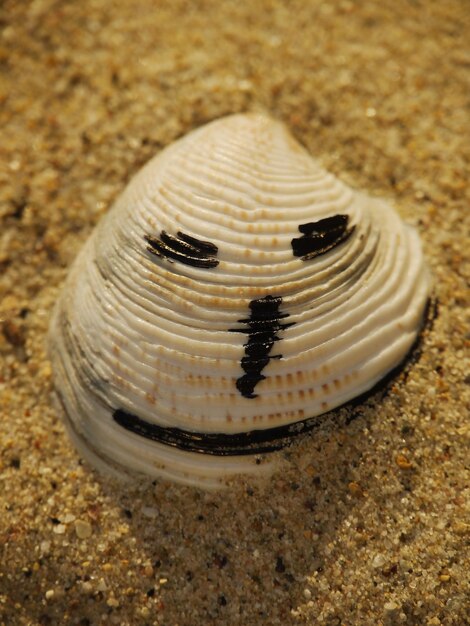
[348,481,364,496]
[142,506,159,518]
[52,523,66,535]
[143,564,154,577]
[395,454,413,469]
[74,519,92,539]
[107,595,120,608]
[372,554,387,569]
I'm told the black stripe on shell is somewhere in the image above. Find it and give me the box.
[229,295,293,399]
[113,408,285,455]
[292,214,355,260]
[145,231,219,268]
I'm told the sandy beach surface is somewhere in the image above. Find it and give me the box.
[1,1,469,624]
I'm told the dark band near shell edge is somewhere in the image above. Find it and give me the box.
[111,296,435,458]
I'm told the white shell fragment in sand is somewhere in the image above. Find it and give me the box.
[48,113,430,488]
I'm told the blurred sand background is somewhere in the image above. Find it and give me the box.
[0,1,469,624]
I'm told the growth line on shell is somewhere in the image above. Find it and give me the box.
[145,230,219,268]
[291,214,355,260]
[229,295,294,399]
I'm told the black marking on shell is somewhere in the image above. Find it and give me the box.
[145,231,219,268]
[113,408,283,455]
[292,214,355,260]
[229,295,293,399]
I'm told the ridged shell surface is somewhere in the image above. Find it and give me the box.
[48,113,430,488]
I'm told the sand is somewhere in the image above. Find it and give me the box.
[1,1,469,624]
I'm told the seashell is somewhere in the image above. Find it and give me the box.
[48,113,430,488]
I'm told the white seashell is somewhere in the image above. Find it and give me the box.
[48,113,430,489]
